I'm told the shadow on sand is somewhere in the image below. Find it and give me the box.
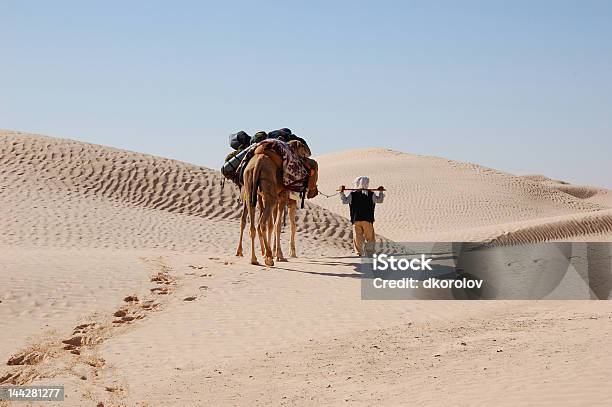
[270,257,368,279]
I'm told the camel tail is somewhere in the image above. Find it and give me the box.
[249,158,262,208]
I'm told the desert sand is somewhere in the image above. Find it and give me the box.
[1,130,611,406]
[312,148,612,243]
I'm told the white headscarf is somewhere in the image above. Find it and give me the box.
[354,176,370,194]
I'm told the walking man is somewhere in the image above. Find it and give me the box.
[340,176,385,256]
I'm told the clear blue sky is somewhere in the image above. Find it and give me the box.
[2,0,611,187]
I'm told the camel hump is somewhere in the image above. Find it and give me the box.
[254,145,283,169]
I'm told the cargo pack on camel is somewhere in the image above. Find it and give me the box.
[229,131,251,150]
[238,138,311,193]
[221,130,315,198]
[221,131,252,183]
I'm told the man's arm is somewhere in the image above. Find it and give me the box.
[340,191,352,204]
[373,191,385,203]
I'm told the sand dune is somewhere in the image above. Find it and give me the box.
[0,130,354,253]
[312,148,612,242]
[521,174,612,207]
[488,209,612,245]
[1,130,610,406]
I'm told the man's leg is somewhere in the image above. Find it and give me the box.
[353,222,365,256]
[363,222,376,255]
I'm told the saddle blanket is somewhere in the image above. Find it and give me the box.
[237,138,308,192]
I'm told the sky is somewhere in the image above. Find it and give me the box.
[1,0,611,187]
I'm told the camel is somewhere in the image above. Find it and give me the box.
[235,140,317,266]
[235,149,281,266]
[273,156,318,260]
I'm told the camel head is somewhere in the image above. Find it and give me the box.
[306,158,319,199]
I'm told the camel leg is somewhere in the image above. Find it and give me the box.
[267,207,274,252]
[235,198,247,257]
[259,194,276,267]
[257,196,266,256]
[275,200,287,262]
[289,200,298,258]
[266,214,277,249]
[247,199,259,265]
[271,204,279,257]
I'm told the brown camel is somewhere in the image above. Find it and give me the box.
[235,148,282,266]
[235,158,275,265]
[235,140,317,266]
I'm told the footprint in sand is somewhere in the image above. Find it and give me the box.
[151,272,173,285]
[114,310,128,318]
[151,287,170,295]
[7,349,46,366]
[149,268,176,297]
[112,307,144,324]
[185,271,213,277]
[4,262,178,387]
[0,368,39,385]
[141,299,160,310]
[62,322,104,353]
[72,322,98,335]
[62,332,102,350]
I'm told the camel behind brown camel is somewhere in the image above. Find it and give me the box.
[274,157,318,259]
